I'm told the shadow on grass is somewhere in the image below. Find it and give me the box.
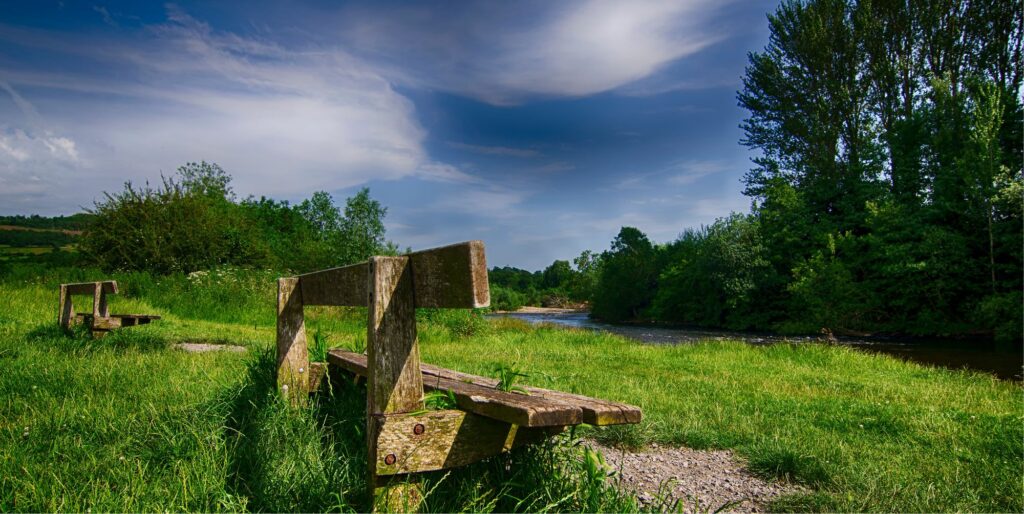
[25,322,170,353]
[221,349,639,513]
[221,348,366,512]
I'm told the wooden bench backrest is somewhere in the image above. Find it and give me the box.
[276,240,489,504]
[59,281,119,329]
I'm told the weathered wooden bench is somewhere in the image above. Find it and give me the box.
[58,281,160,337]
[275,240,641,510]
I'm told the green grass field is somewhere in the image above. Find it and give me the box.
[1,268,1021,512]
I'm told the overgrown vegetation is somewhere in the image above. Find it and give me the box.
[488,251,602,311]
[81,161,397,275]
[0,267,1020,512]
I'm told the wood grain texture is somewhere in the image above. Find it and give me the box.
[298,261,369,307]
[407,240,490,309]
[296,241,489,308]
[308,361,327,393]
[328,350,583,427]
[419,363,642,426]
[92,284,108,319]
[62,281,118,295]
[276,277,309,401]
[58,285,74,331]
[374,410,563,476]
[367,256,425,511]
[367,256,424,416]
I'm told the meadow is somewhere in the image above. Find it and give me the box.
[1,265,1021,512]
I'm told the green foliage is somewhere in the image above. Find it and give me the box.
[0,230,76,248]
[487,251,602,311]
[974,291,1024,345]
[79,161,396,275]
[541,260,573,289]
[0,266,1021,512]
[81,162,269,274]
[310,330,329,363]
[492,363,529,394]
[574,0,1023,340]
[568,250,603,302]
[784,233,871,333]
[489,284,527,311]
[423,389,458,410]
[416,309,488,338]
[0,213,94,230]
[590,227,658,322]
[653,214,771,330]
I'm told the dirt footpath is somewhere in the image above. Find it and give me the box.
[588,441,804,512]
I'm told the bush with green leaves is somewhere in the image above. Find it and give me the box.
[80,162,397,275]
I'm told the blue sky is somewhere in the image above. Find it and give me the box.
[0,1,773,270]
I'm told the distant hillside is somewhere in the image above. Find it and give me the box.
[0,213,91,248]
[0,213,94,231]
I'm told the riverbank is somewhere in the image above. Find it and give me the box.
[2,278,1021,512]
[492,310,1024,381]
[493,306,588,314]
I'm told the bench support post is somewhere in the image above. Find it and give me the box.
[367,256,424,512]
[276,277,309,404]
[90,283,110,338]
[58,285,75,332]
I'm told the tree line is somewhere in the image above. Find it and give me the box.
[505,0,1022,343]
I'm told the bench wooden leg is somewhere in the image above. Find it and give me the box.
[277,277,309,404]
[367,256,424,512]
[58,285,74,333]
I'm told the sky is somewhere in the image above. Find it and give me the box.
[0,1,774,270]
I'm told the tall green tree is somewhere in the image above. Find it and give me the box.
[591,227,659,322]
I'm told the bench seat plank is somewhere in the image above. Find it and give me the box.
[418,363,642,426]
[327,349,640,427]
[74,313,162,330]
[328,350,581,427]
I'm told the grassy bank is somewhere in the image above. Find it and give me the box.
[1,269,1021,512]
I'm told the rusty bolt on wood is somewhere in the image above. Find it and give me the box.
[384,454,397,465]
[413,423,425,435]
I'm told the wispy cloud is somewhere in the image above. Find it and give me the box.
[340,0,737,105]
[448,141,540,158]
[91,5,117,27]
[667,159,735,185]
[0,6,437,209]
[414,162,481,184]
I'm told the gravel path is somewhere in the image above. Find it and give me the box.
[588,441,803,512]
[174,342,247,353]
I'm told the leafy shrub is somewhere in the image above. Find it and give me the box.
[416,308,488,338]
[489,284,526,311]
[81,162,269,274]
[975,291,1024,344]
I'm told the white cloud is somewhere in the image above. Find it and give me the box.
[341,0,735,105]
[485,1,726,101]
[0,128,85,211]
[0,7,438,212]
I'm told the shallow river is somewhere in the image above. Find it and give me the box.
[489,311,1023,381]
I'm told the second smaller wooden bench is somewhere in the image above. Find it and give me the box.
[58,281,160,337]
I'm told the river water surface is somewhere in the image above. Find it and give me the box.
[489,311,1023,381]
